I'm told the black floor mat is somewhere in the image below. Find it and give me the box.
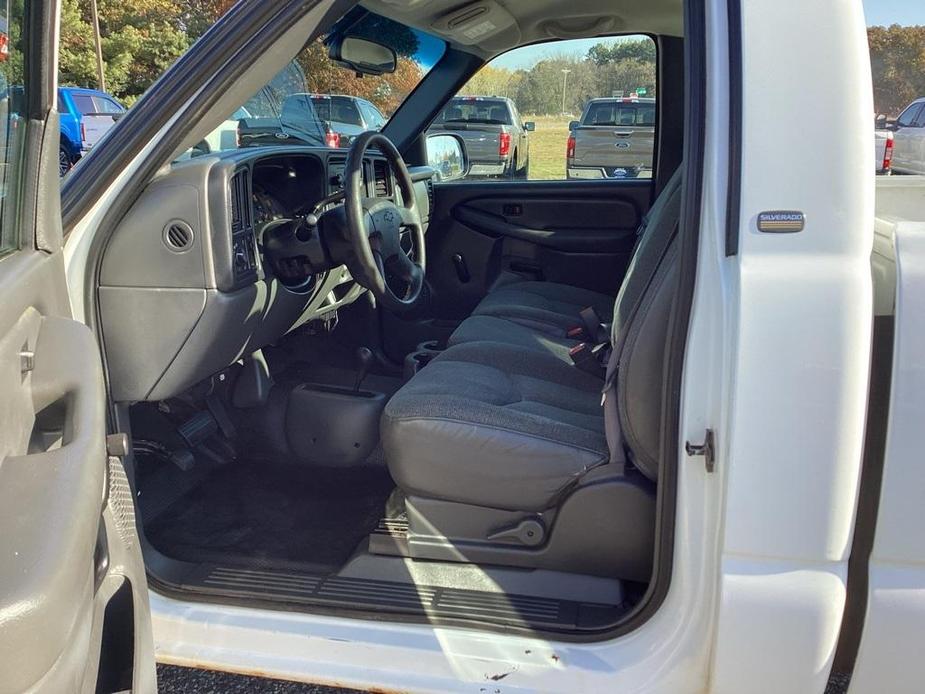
[145,463,395,571]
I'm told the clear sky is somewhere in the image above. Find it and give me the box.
[864,0,925,27]
[490,0,924,70]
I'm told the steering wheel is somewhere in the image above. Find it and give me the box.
[343,131,425,312]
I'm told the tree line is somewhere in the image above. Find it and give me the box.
[868,25,925,116]
[460,39,657,116]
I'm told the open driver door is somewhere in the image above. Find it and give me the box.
[0,1,156,692]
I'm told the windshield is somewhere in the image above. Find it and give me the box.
[202,12,445,153]
[437,98,512,125]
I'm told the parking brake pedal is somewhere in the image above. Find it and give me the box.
[177,410,218,449]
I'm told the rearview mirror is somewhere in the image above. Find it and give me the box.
[426,133,468,182]
[523,121,536,132]
[329,36,397,76]
[568,120,580,131]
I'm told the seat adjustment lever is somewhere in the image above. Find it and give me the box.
[487,517,546,547]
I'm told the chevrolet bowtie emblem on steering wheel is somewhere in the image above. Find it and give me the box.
[383,210,395,224]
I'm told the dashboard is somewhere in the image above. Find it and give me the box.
[98,145,435,403]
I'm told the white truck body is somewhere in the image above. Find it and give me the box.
[30,0,924,692]
[141,1,888,692]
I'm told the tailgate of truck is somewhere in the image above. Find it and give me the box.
[80,113,120,151]
[572,125,655,173]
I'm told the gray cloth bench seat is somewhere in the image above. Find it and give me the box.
[379,169,683,580]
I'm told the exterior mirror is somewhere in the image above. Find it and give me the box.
[426,133,468,182]
[523,121,536,132]
[568,120,580,131]
[329,36,397,76]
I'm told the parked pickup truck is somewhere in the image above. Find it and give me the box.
[428,96,533,179]
[879,97,925,175]
[567,97,655,179]
[2,85,124,175]
[57,86,125,175]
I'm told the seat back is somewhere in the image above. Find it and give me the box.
[603,168,684,480]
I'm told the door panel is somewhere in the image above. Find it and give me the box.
[424,179,652,319]
[0,2,155,692]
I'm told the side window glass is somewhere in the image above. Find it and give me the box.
[370,104,386,129]
[914,106,925,128]
[0,0,26,256]
[897,103,923,128]
[360,102,385,130]
[92,96,124,114]
[432,35,657,182]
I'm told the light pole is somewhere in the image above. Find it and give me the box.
[89,0,106,91]
[560,69,571,114]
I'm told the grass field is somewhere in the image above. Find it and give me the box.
[523,114,574,180]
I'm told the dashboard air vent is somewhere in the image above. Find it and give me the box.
[230,170,251,232]
[163,221,194,252]
[372,159,391,197]
[425,178,434,210]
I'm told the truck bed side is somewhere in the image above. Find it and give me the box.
[850,176,925,691]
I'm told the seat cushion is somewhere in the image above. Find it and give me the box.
[381,342,608,512]
[473,280,614,336]
[447,314,578,362]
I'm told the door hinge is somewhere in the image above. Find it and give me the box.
[685,429,715,473]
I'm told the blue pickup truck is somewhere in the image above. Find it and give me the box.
[57,87,125,175]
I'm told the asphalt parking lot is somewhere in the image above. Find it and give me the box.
[157,665,363,693]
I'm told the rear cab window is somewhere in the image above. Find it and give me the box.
[584,100,656,126]
[311,96,363,127]
[437,97,514,125]
[71,94,96,114]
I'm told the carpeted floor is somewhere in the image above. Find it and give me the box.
[145,462,395,571]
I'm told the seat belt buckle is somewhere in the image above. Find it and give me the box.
[569,342,607,379]
[566,325,588,340]
[578,306,610,345]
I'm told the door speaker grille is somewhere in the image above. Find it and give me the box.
[163,221,194,252]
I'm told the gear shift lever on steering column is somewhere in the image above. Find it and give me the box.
[353,347,374,393]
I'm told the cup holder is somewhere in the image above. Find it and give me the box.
[415,339,446,354]
[404,349,437,381]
